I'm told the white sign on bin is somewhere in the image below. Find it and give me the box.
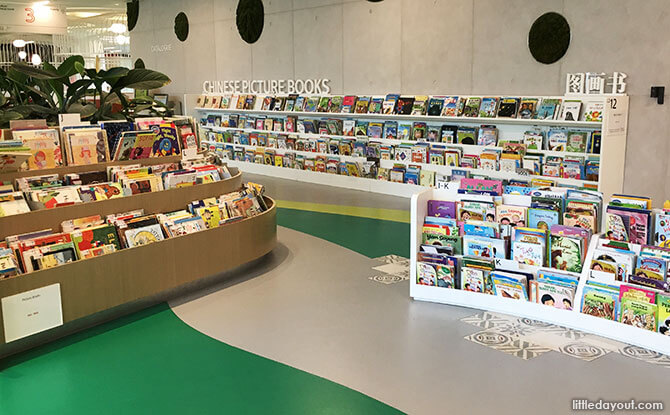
[2,283,63,342]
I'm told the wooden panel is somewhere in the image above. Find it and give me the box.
[0,198,277,347]
[0,156,183,183]
[0,169,243,239]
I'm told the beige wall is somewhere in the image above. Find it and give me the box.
[131,0,670,205]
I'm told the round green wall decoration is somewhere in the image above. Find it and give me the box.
[174,12,189,42]
[236,0,264,44]
[528,12,570,64]
[127,0,139,31]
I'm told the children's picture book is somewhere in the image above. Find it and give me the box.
[496,205,527,227]
[584,101,605,122]
[566,131,588,153]
[560,100,582,121]
[517,98,538,119]
[427,96,445,116]
[396,97,415,115]
[441,96,460,117]
[123,224,165,247]
[528,208,559,230]
[478,97,498,118]
[547,129,568,151]
[497,97,520,118]
[536,98,561,120]
[462,97,481,117]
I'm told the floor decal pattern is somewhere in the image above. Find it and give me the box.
[370,255,410,285]
[461,311,669,366]
[371,257,670,364]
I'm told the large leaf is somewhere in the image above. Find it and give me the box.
[11,62,62,80]
[134,58,145,69]
[12,104,58,115]
[68,102,97,118]
[57,55,85,77]
[101,67,130,88]
[7,68,28,84]
[0,110,23,123]
[113,69,171,90]
[65,79,94,106]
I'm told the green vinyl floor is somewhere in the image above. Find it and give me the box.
[0,207,407,415]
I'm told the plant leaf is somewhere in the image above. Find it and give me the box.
[57,55,86,77]
[113,69,171,90]
[10,62,62,79]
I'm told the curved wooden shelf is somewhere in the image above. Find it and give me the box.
[0,168,243,240]
[0,155,183,183]
[0,196,277,349]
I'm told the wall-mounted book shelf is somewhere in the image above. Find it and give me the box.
[0,196,277,354]
[0,169,243,240]
[187,93,628,202]
[410,188,670,355]
[193,107,601,128]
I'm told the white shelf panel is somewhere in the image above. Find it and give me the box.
[194,107,602,128]
[199,125,600,159]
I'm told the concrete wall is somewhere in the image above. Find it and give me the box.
[131,0,670,204]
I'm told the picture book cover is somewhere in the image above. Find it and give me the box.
[411,96,428,115]
[456,127,476,145]
[15,129,62,169]
[536,98,561,120]
[341,95,357,113]
[533,281,575,310]
[71,224,121,258]
[460,178,503,196]
[101,121,134,157]
[329,96,343,113]
[654,212,670,247]
[620,299,657,331]
[396,97,415,115]
[383,121,398,139]
[606,207,650,245]
[398,124,412,140]
[304,97,319,112]
[497,97,520,118]
[528,208,559,230]
[355,97,370,114]
[477,126,498,146]
[497,205,527,227]
[492,276,527,300]
[441,96,460,117]
[427,96,445,116]
[368,97,383,114]
[66,130,101,165]
[560,100,582,121]
[150,123,181,156]
[382,94,399,114]
[317,96,331,112]
[416,262,437,286]
[550,235,583,272]
[128,132,158,160]
[123,224,165,247]
[512,240,544,266]
[584,101,605,122]
[196,206,222,229]
[412,122,426,140]
[635,256,667,281]
[517,98,538,119]
[657,295,670,335]
[427,200,457,218]
[548,129,568,151]
[523,131,544,149]
[582,286,618,320]
[461,267,484,292]
[440,125,457,143]
[566,131,588,153]
[458,200,495,222]
[478,97,498,118]
[462,97,481,117]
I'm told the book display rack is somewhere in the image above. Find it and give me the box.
[410,186,670,355]
[0,164,277,355]
[188,93,628,201]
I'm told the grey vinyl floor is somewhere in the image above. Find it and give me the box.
[170,226,669,415]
